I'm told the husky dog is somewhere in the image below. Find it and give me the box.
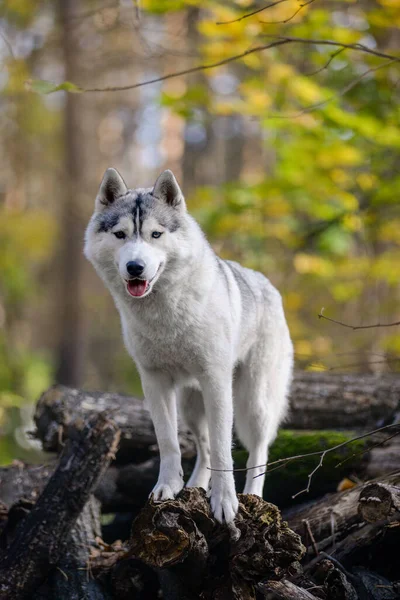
[84,169,293,523]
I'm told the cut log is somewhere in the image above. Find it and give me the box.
[286,472,400,565]
[0,413,119,600]
[358,482,400,523]
[130,488,305,600]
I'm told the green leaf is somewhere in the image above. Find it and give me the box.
[28,79,81,94]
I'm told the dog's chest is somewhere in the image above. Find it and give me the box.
[120,301,206,374]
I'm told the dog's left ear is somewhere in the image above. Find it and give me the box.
[153,170,185,209]
[96,168,127,212]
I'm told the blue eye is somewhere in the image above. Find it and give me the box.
[114,231,126,239]
[152,231,163,239]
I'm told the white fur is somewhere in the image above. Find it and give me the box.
[85,170,293,523]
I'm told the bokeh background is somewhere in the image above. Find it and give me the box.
[0,0,399,464]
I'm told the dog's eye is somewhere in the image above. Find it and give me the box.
[114,231,126,240]
[152,231,163,239]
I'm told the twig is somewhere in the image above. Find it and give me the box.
[212,423,400,474]
[306,47,346,76]
[82,40,288,92]
[318,307,400,330]
[303,519,319,556]
[261,34,400,62]
[327,358,400,371]
[68,2,118,22]
[292,449,326,498]
[0,27,15,58]
[334,430,400,469]
[267,59,397,118]
[216,0,288,25]
[260,0,316,25]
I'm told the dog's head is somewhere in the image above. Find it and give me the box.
[85,169,187,298]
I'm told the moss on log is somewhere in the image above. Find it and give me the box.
[233,430,367,507]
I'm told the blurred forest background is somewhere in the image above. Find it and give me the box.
[0,0,399,464]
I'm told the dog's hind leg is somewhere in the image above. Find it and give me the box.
[179,388,211,491]
[234,338,292,496]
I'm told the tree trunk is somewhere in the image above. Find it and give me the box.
[0,414,119,600]
[55,0,85,386]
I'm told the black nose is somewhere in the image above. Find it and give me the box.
[126,260,145,277]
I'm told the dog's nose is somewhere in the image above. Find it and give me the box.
[126,260,145,277]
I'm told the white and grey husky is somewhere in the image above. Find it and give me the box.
[85,168,293,523]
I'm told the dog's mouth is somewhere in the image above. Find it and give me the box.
[126,279,149,297]
[125,264,163,298]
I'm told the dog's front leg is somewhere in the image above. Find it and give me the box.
[141,370,184,500]
[200,372,238,524]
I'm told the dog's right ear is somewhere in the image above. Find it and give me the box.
[95,168,127,212]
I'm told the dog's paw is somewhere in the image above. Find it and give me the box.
[209,476,239,524]
[151,478,184,502]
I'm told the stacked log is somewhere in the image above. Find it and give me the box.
[0,372,399,599]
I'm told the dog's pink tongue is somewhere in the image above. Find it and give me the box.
[127,280,147,297]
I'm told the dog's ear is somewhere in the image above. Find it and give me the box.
[96,168,127,211]
[153,170,185,209]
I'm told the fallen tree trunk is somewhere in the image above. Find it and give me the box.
[2,431,400,515]
[34,374,400,460]
[288,372,400,430]
[286,472,400,565]
[0,413,119,600]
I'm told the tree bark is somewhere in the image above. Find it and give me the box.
[0,413,119,600]
[34,385,195,461]
[287,372,400,430]
[55,0,85,386]
[47,497,108,600]
[130,489,305,600]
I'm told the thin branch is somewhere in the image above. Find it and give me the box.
[211,423,400,475]
[68,2,118,22]
[216,0,288,25]
[82,40,288,92]
[64,36,399,94]
[292,449,327,498]
[334,430,400,469]
[261,34,400,62]
[0,28,15,58]
[306,47,346,76]
[318,307,400,330]
[303,519,319,556]
[267,59,397,118]
[327,358,400,371]
[260,0,317,25]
